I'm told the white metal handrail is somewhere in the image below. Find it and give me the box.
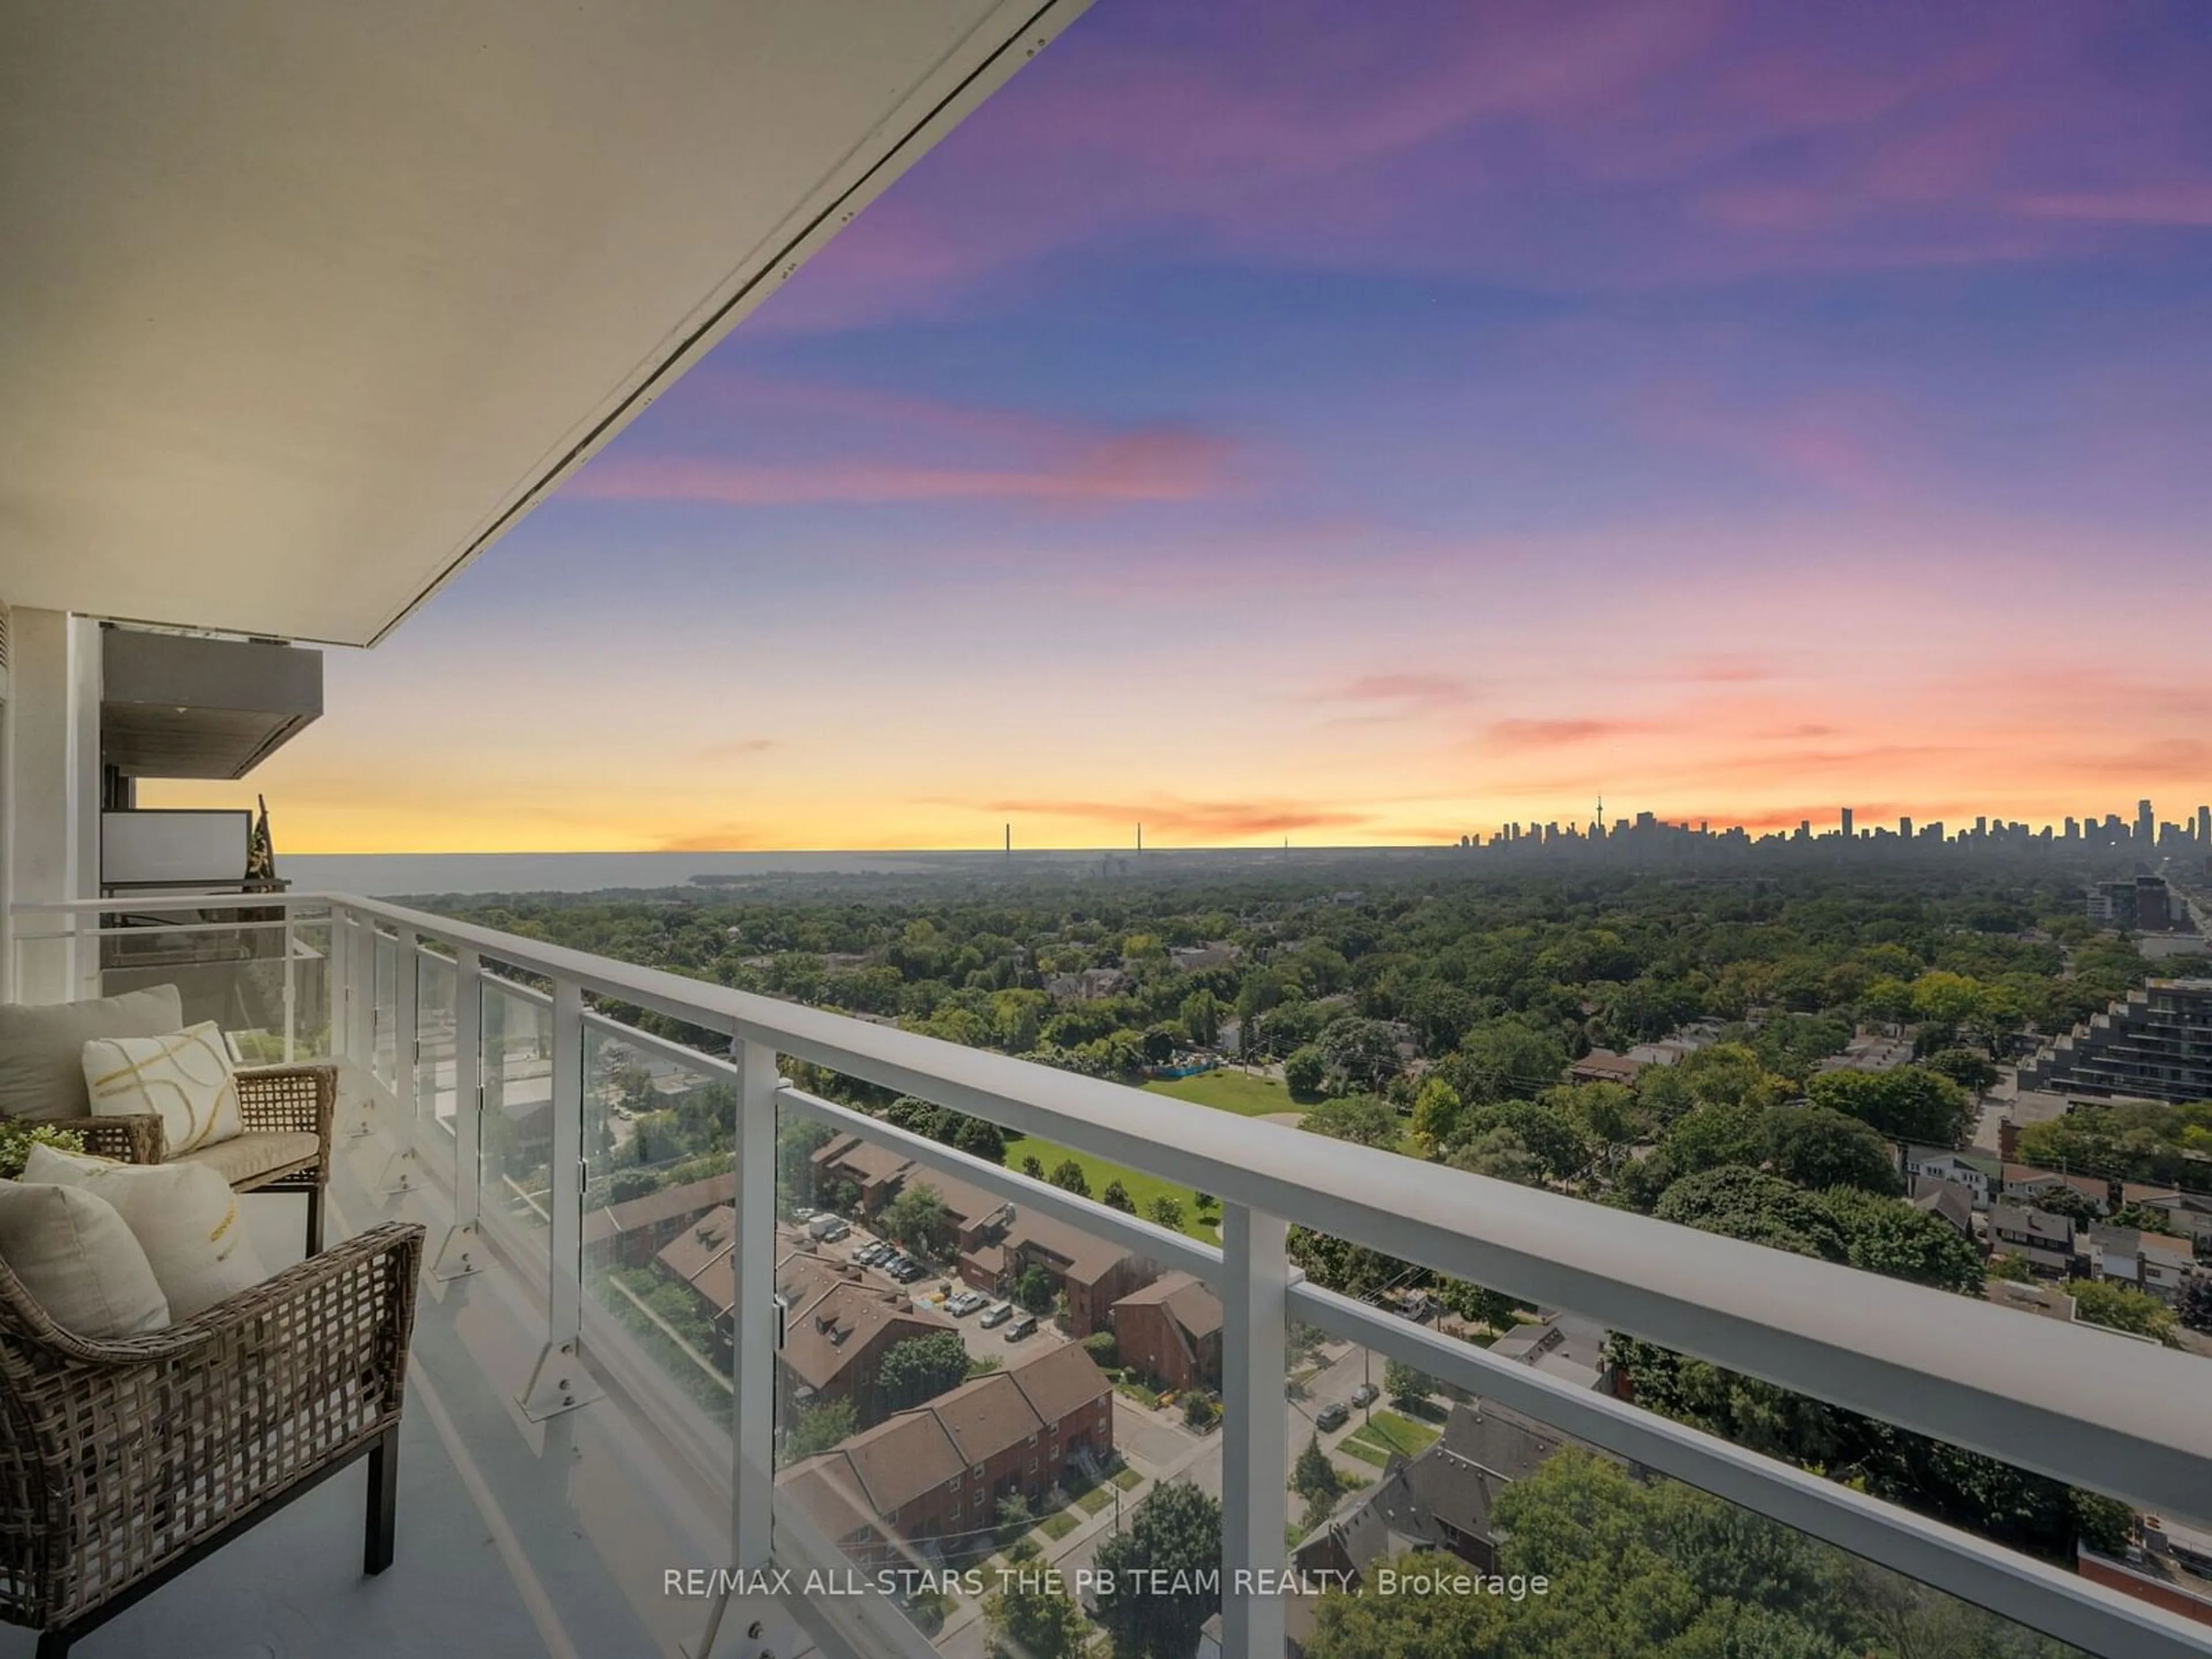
[16,890,2212,1659]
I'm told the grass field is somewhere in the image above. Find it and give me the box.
[1037,1509,1080,1541]
[1112,1465,1144,1491]
[1334,1437,1391,1468]
[1140,1069,1303,1118]
[1074,1484,1114,1515]
[1001,1134,1219,1241]
[1347,1410,1441,1460]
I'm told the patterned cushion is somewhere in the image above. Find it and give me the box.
[0,1177,171,1338]
[82,1021,244,1153]
[23,1142,267,1319]
[0,985,184,1123]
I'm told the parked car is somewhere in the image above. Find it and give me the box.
[790,1206,817,1223]
[979,1302,1014,1328]
[853,1241,887,1264]
[1005,1314,1039,1342]
[1316,1402,1350,1431]
[815,1218,850,1243]
[896,1260,929,1283]
[1350,1382,1378,1408]
[946,1291,987,1316]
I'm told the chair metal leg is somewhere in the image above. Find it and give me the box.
[305,1184,326,1256]
[365,1424,399,1575]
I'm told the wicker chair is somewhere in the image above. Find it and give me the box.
[0,1221,422,1657]
[39,1063,338,1256]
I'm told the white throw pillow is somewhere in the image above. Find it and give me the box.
[82,1020,244,1154]
[22,1142,266,1319]
[0,1177,171,1338]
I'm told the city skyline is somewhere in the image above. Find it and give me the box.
[142,0,2212,854]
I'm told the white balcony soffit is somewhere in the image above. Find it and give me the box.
[0,0,1087,647]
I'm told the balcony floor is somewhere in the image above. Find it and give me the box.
[2,1067,757,1659]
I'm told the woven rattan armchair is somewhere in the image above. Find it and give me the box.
[0,1220,422,1657]
[38,1063,338,1256]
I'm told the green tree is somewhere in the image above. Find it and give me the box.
[1179,988,1222,1048]
[1048,1158,1092,1198]
[1925,1047,1999,1092]
[2074,1279,2179,1344]
[1441,1020,1569,1105]
[1149,1194,1186,1230]
[1101,1178,1137,1213]
[1656,1167,1850,1262]
[1021,1154,1046,1179]
[880,1182,953,1256]
[1455,1099,1592,1181]
[1318,1016,1402,1090]
[1301,1093,1400,1148]
[1910,971,1986,1027]
[1284,1044,1328,1098]
[1409,1076,1467,1149]
[1293,1432,1341,1504]
[1015,1263,1057,1315]
[880,1331,972,1410]
[1445,1126,1542,1185]
[784,1397,856,1460]
[1382,1358,1433,1410]
[1805,1066,1971,1146]
[1436,1276,1519,1334]
[983,1569,1089,1659]
[1765,1104,1904,1196]
[1817,1185,1984,1295]
[1092,1482,1223,1659]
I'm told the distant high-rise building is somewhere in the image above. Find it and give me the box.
[2138,798,2156,846]
[2199,805,2210,847]
[1899,815,1912,839]
[2063,816,2079,841]
[1975,815,1988,838]
[1840,807,1854,838]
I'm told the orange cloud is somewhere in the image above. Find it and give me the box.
[1484,718,1658,752]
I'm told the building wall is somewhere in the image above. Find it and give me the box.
[1114,1300,1219,1393]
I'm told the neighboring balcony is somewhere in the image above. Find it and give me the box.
[8,895,2212,1659]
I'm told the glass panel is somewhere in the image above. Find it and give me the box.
[92,909,334,1064]
[415,950,457,1178]
[1277,1339,2095,1659]
[581,1022,736,1427]
[371,929,397,1089]
[772,1107,1212,1654]
[479,978,554,1274]
[285,913,334,1061]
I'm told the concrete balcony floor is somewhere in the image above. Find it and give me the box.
[2,1067,763,1659]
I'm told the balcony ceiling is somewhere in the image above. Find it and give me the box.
[0,0,1082,647]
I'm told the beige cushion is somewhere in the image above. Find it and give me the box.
[0,1177,171,1338]
[82,1020,244,1153]
[24,1142,266,1319]
[0,985,184,1123]
[173,1130,321,1186]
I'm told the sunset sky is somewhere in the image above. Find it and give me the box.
[152,0,2212,853]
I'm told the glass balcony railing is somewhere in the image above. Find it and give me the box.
[9,891,2211,1659]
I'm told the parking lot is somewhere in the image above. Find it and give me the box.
[792,1211,1071,1368]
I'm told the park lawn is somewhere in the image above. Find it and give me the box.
[1334,1437,1390,1468]
[1074,1484,1114,1516]
[999,1134,1217,1241]
[1349,1410,1441,1460]
[1141,1070,1302,1119]
[1111,1466,1144,1491]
